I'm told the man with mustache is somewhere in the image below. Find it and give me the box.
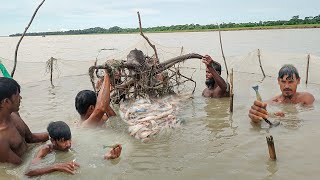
[249,64,315,123]
[202,55,230,98]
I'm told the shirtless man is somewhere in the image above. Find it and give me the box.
[202,55,230,98]
[25,121,122,177]
[0,77,49,165]
[75,71,116,127]
[249,64,315,123]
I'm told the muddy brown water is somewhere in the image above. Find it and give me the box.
[0,29,319,180]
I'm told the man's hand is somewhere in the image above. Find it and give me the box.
[248,100,269,123]
[202,55,214,67]
[54,161,80,175]
[104,144,122,160]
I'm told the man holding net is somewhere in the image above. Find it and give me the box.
[202,55,230,98]
[248,64,315,123]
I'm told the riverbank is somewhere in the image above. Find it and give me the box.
[139,24,320,34]
[177,24,320,32]
[8,24,320,37]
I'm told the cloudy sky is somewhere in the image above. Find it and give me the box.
[0,0,319,36]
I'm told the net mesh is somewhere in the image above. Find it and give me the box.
[0,40,319,85]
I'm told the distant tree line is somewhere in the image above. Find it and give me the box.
[9,15,320,37]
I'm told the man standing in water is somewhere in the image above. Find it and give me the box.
[75,71,116,127]
[0,77,49,164]
[248,64,315,123]
[202,55,230,98]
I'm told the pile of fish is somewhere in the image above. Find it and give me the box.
[119,93,192,142]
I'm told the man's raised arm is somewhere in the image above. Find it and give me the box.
[84,72,112,126]
[203,55,228,91]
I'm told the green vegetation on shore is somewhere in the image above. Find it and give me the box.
[9,15,320,37]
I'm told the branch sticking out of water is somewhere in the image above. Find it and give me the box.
[11,0,46,77]
[137,11,159,64]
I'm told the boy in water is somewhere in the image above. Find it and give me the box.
[25,121,122,177]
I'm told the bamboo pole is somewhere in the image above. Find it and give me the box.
[266,135,277,160]
[305,54,310,84]
[137,11,159,64]
[218,25,229,76]
[11,0,46,77]
[257,49,266,78]
[229,68,234,112]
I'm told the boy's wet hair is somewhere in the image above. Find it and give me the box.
[278,64,300,79]
[47,121,71,141]
[0,77,21,103]
[75,90,97,115]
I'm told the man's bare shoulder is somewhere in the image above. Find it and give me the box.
[217,84,230,97]
[39,144,54,153]
[9,112,28,134]
[202,88,213,98]
[10,112,23,123]
[298,92,315,105]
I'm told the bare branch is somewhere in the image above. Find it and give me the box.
[218,24,229,76]
[137,11,159,64]
[11,0,46,77]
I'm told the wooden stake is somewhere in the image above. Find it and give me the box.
[229,68,234,112]
[11,0,46,77]
[306,54,310,84]
[218,25,229,76]
[180,46,184,56]
[266,135,277,160]
[50,57,54,87]
[257,49,266,78]
[137,11,159,64]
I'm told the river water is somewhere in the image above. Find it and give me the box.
[0,29,320,180]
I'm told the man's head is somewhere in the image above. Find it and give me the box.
[277,64,300,98]
[47,121,72,151]
[0,77,21,112]
[75,90,97,116]
[205,62,222,88]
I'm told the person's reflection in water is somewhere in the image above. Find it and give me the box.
[203,98,236,137]
[272,104,306,130]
